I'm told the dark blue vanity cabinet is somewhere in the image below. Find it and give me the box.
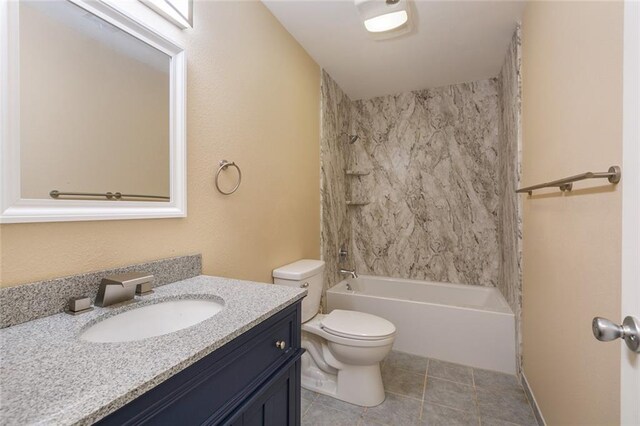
[97,302,303,426]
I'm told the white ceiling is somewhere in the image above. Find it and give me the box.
[262,0,526,100]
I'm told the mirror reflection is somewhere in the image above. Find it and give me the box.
[19,0,171,202]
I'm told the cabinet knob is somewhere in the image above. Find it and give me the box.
[275,340,286,350]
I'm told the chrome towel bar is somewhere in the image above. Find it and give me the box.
[50,190,169,200]
[516,165,621,195]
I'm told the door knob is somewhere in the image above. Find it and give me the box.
[275,340,286,350]
[592,316,640,352]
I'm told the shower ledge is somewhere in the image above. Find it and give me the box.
[345,170,371,176]
[346,200,370,206]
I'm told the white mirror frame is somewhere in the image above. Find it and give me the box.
[0,0,186,224]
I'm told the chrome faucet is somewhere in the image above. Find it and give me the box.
[95,272,154,307]
[339,269,358,279]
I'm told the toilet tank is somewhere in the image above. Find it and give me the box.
[273,259,324,323]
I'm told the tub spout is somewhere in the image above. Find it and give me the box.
[339,269,358,279]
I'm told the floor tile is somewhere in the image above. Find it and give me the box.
[302,387,319,402]
[382,364,426,399]
[314,392,367,416]
[300,360,537,426]
[480,417,523,426]
[384,350,429,375]
[362,392,422,425]
[302,403,363,426]
[472,369,521,393]
[301,397,312,417]
[423,377,477,412]
[476,388,537,426]
[428,359,473,385]
[360,419,388,426]
[419,403,479,426]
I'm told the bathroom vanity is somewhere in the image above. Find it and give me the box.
[0,276,306,425]
[98,302,302,425]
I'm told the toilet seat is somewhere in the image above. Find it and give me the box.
[303,314,395,348]
[320,310,396,341]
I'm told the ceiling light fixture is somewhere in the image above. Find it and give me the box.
[355,0,410,35]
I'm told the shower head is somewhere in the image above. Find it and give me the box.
[348,135,359,144]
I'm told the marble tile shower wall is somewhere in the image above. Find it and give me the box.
[319,31,522,371]
[320,71,353,309]
[497,27,523,370]
[349,80,501,286]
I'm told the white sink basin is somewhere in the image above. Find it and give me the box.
[80,299,224,343]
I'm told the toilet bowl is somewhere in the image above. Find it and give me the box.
[273,260,396,407]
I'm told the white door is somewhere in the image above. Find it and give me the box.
[621,1,639,424]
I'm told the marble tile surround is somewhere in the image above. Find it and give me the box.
[320,71,353,309]
[0,254,201,328]
[497,27,523,372]
[349,80,501,286]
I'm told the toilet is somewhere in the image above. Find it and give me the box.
[273,259,396,407]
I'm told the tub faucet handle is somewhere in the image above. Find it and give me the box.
[339,247,348,262]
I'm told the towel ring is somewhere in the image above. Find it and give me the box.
[215,160,242,195]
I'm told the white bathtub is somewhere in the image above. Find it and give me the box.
[326,275,516,374]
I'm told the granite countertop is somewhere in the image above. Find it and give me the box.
[0,275,306,425]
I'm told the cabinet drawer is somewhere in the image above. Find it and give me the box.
[97,302,301,426]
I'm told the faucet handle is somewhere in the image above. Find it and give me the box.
[338,247,348,262]
[65,296,94,315]
[136,281,154,295]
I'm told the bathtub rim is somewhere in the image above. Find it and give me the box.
[328,275,514,316]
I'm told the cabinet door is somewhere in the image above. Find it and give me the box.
[239,360,300,426]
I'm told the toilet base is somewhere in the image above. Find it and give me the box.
[300,351,386,407]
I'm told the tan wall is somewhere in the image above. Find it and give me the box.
[0,1,321,287]
[20,1,170,199]
[521,2,623,425]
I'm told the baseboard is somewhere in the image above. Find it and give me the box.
[521,372,546,426]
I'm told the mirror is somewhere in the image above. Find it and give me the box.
[0,0,186,223]
[20,0,171,201]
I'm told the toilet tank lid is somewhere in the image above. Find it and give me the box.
[272,259,325,280]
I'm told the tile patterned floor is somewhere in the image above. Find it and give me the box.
[301,351,539,426]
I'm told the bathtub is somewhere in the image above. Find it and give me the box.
[326,275,516,374]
